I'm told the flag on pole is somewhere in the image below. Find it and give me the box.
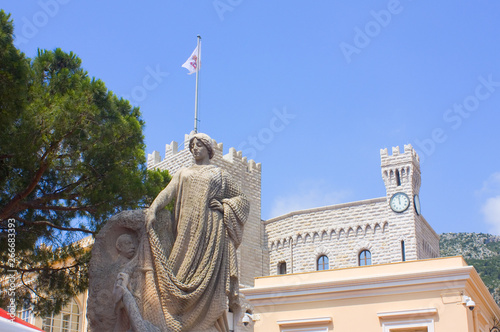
[182,45,200,75]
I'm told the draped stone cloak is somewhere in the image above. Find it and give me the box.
[140,165,249,332]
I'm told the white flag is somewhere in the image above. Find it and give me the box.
[182,45,200,75]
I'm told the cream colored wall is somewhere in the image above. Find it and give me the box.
[242,257,500,332]
[252,290,470,332]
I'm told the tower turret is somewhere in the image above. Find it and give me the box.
[380,144,421,200]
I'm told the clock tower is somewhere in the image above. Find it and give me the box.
[381,144,421,202]
[380,145,438,260]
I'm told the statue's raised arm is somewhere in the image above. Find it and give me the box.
[145,170,180,230]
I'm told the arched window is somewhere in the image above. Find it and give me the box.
[42,298,80,332]
[317,255,329,271]
[359,250,372,266]
[278,261,287,275]
[18,301,34,325]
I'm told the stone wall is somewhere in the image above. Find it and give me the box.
[264,198,409,274]
[416,214,440,259]
[265,144,439,275]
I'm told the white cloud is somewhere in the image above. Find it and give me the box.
[478,172,500,235]
[269,180,351,219]
[481,196,500,235]
[476,172,500,196]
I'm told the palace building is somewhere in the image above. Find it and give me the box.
[264,145,439,275]
[10,133,500,332]
[147,135,439,283]
[145,134,499,332]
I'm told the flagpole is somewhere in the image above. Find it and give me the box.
[194,35,201,133]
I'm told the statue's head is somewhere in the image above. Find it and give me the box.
[116,234,136,259]
[189,133,214,159]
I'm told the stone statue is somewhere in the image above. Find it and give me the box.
[88,133,250,332]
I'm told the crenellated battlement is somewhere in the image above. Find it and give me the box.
[380,144,420,168]
[148,134,261,174]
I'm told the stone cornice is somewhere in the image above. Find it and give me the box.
[278,317,332,326]
[264,197,387,225]
[466,266,500,318]
[242,258,474,306]
[377,308,438,319]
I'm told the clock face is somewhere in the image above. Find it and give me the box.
[414,194,421,215]
[390,192,410,213]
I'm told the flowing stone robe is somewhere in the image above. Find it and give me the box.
[142,164,249,331]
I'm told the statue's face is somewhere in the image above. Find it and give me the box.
[190,138,209,161]
[117,236,136,259]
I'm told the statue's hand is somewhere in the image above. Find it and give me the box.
[113,272,130,303]
[209,199,224,213]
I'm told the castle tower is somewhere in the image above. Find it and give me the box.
[381,144,421,199]
[147,134,268,287]
[380,145,439,260]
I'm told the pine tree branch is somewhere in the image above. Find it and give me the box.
[0,126,82,220]
[52,177,86,195]
[22,203,94,212]
[26,192,80,205]
[0,263,80,273]
[0,154,14,160]
[0,160,49,220]
[30,220,95,235]
[17,216,95,235]
[20,271,44,300]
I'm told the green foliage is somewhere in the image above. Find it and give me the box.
[0,10,29,134]
[0,10,171,315]
[486,239,500,252]
[440,232,500,306]
[466,255,500,308]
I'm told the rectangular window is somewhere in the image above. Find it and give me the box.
[20,308,33,324]
[278,262,287,275]
[401,240,406,262]
[281,328,328,332]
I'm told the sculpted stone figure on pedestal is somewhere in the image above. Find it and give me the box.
[88,133,250,332]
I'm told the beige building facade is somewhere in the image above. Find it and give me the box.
[20,293,89,332]
[241,256,500,332]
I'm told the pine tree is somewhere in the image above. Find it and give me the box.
[0,10,170,316]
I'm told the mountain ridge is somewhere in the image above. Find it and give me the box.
[440,232,500,306]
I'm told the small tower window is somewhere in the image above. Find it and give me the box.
[395,169,401,186]
[317,255,329,271]
[401,240,406,262]
[278,262,287,275]
[359,250,372,266]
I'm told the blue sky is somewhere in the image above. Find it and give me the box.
[2,0,500,235]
